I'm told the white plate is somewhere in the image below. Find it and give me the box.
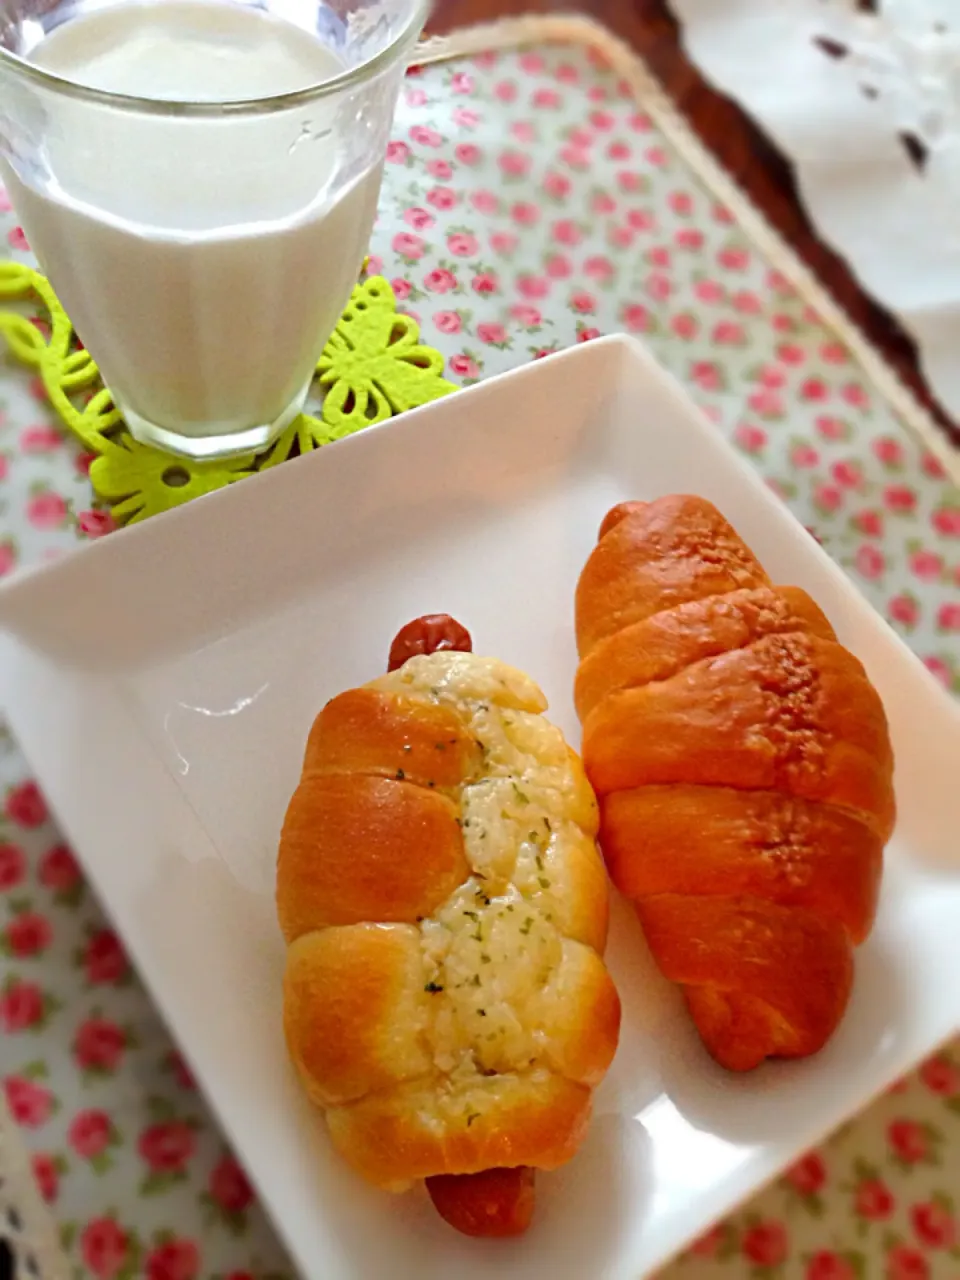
[1,335,958,1280]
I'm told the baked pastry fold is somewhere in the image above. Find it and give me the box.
[278,640,620,1233]
[574,496,894,1071]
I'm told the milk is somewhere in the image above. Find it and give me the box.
[4,2,385,450]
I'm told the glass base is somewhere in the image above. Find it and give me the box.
[118,380,311,461]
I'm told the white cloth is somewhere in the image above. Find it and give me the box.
[670,0,960,420]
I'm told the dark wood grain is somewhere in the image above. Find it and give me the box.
[427,0,959,448]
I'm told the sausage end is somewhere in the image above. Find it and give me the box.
[388,614,473,671]
[425,1166,536,1238]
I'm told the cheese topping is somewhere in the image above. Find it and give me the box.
[369,652,604,1086]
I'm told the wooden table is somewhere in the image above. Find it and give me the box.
[428,0,960,449]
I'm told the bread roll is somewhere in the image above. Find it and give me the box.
[574,496,894,1071]
[277,628,620,1234]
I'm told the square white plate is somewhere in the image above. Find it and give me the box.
[1,335,958,1280]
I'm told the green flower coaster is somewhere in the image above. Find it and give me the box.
[0,263,456,523]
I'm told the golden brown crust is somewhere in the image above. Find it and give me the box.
[326,1070,592,1187]
[638,895,853,1071]
[600,785,882,945]
[283,925,431,1108]
[575,495,769,658]
[277,772,470,938]
[303,688,481,793]
[532,943,621,1087]
[574,585,836,723]
[582,632,894,839]
[277,652,618,1202]
[574,495,895,1071]
[545,833,610,955]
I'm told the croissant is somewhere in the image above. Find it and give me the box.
[277,615,620,1236]
[574,496,894,1072]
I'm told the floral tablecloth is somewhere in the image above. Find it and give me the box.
[1,22,959,1280]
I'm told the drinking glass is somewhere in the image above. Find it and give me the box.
[0,0,429,459]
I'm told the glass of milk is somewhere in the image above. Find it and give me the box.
[0,0,428,458]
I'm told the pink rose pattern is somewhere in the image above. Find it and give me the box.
[0,41,958,1280]
[383,55,960,697]
[0,779,289,1275]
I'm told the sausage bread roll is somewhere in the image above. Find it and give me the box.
[277,615,621,1236]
